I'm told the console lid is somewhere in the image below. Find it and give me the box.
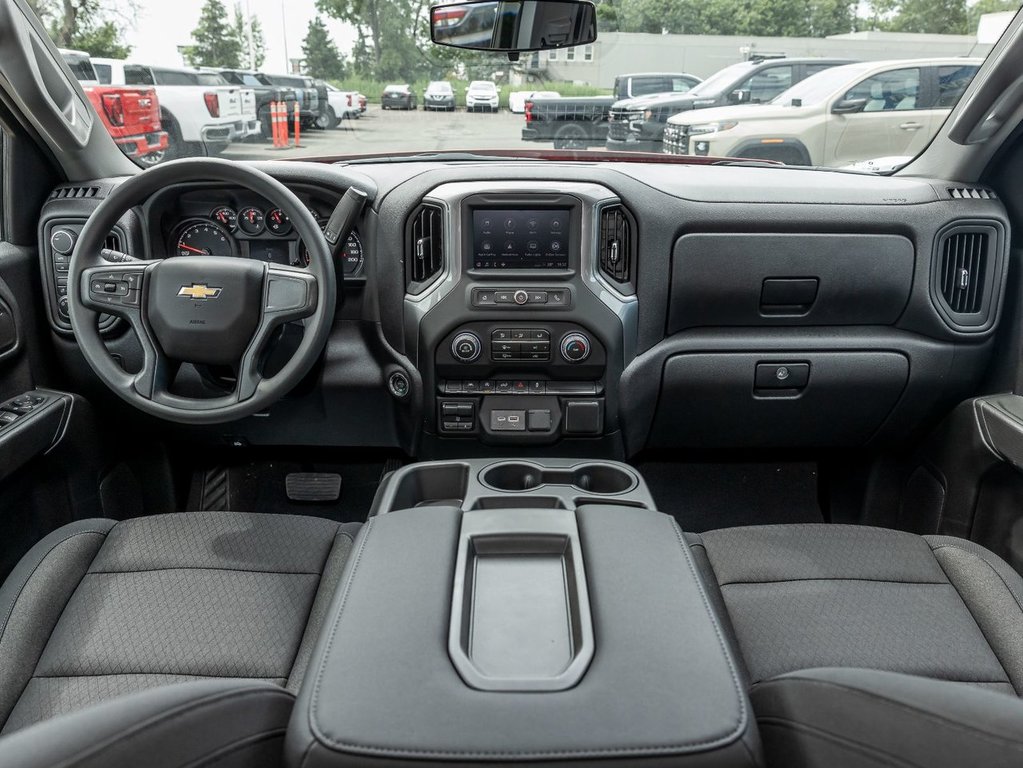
[286,504,759,767]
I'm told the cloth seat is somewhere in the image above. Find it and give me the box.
[0,511,359,766]
[689,524,1023,767]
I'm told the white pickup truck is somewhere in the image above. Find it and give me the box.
[91,59,259,159]
[324,83,361,124]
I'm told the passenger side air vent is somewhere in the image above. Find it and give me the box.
[948,187,996,200]
[598,205,633,285]
[407,203,444,292]
[931,222,1004,332]
[49,186,99,200]
[940,231,987,312]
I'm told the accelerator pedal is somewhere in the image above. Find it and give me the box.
[286,472,342,502]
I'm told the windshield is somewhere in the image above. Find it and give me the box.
[772,64,874,107]
[32,0,1017,171]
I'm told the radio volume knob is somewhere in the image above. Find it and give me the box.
[560,333,591,363]
[451,332,482,363]
[513,289,528,305]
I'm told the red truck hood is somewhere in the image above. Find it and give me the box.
[82,85,161,138]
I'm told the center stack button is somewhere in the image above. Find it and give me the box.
[451,332,482,363]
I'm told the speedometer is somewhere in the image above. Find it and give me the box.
[340,232,364,276]
[175,222,235,257]
[301,231,364,276]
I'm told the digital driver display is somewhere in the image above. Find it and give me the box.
[472,209,569,269]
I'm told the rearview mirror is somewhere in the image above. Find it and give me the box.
[430,0,597,53]
[832,98,868,114]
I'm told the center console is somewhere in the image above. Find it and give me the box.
[405,182,638,453]
[286,459,759,767]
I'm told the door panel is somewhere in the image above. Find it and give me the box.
[826,67,935,165]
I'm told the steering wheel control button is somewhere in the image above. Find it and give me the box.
[560,333,591,363]
[50,229,77,255]
[513,289,529,305]
[388,371,411,400]
[755,362,810,391]
[57,296,69,318]
[451,332,482,363]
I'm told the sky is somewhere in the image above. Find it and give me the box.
[123,0,356,71]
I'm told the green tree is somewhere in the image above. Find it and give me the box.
[29,0,134,57]
[316,0,428,81]
[186,0,242,68]
[302,18,346,80]
[885,0,968,33]
[233,5,267,70]
[966,0,1017,32]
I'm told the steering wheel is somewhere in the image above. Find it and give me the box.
[68,158,337,425]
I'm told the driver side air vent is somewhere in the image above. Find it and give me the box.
[104,232,122,252]
[50,186,99,200]
[931,221,1004,332]
[407,204,444,292]
[598,205,633,285]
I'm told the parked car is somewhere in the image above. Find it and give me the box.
[217,68,298,138]
[608,58,853,153]
[381,84,416,110]
[509,89,560,113]
[357,93,368,113]
[431,0,498,48]
[465,80,499,112]
[423,81,456,111]
[662,58,982,166]
[92,59,256,159]
[522,72,701,148]
[324,83,362,122]
[60,49,168,166]
[256,73,323,128]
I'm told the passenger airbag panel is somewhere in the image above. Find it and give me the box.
[668,233,914,332]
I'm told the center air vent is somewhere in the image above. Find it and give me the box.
[932,222,1003,332]
[407,204,444,291]
[598,205,633,285]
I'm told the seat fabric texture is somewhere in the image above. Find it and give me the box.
[0,511,359,735]
[689,523,1023,768]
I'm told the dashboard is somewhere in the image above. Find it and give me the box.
[36,159,1011,459]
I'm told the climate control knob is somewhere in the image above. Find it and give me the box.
[560,333,591,363]
[451,332,482,363]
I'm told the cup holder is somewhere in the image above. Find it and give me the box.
[481,462,637,496]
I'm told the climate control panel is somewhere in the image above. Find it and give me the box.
[437,323,602,377]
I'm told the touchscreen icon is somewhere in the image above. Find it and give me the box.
[550,240,562,252]
[504,218,516,230]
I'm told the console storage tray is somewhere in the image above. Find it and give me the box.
[286,505,757,767]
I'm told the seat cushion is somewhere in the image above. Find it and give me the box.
[689,524,1023,695]
[0,512,358,735]
[752,667,1023,768]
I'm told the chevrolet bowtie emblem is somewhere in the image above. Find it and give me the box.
[177,284,222,299]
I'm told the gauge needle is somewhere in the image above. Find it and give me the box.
[179,244,207,254]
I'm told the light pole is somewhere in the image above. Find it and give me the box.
[281,0,290,72]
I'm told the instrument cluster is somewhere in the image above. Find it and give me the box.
[170,200,364,277]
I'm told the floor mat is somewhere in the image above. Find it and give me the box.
[187,452,396,524]
[634,461,824,532]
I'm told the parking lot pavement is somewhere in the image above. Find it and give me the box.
[221,106,536,161]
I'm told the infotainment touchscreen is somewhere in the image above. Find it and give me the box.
[471,209,569,269]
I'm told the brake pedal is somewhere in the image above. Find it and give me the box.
[286,472,342,502]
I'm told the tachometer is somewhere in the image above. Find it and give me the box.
[175,222,235,257]
[210,206,237,231]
